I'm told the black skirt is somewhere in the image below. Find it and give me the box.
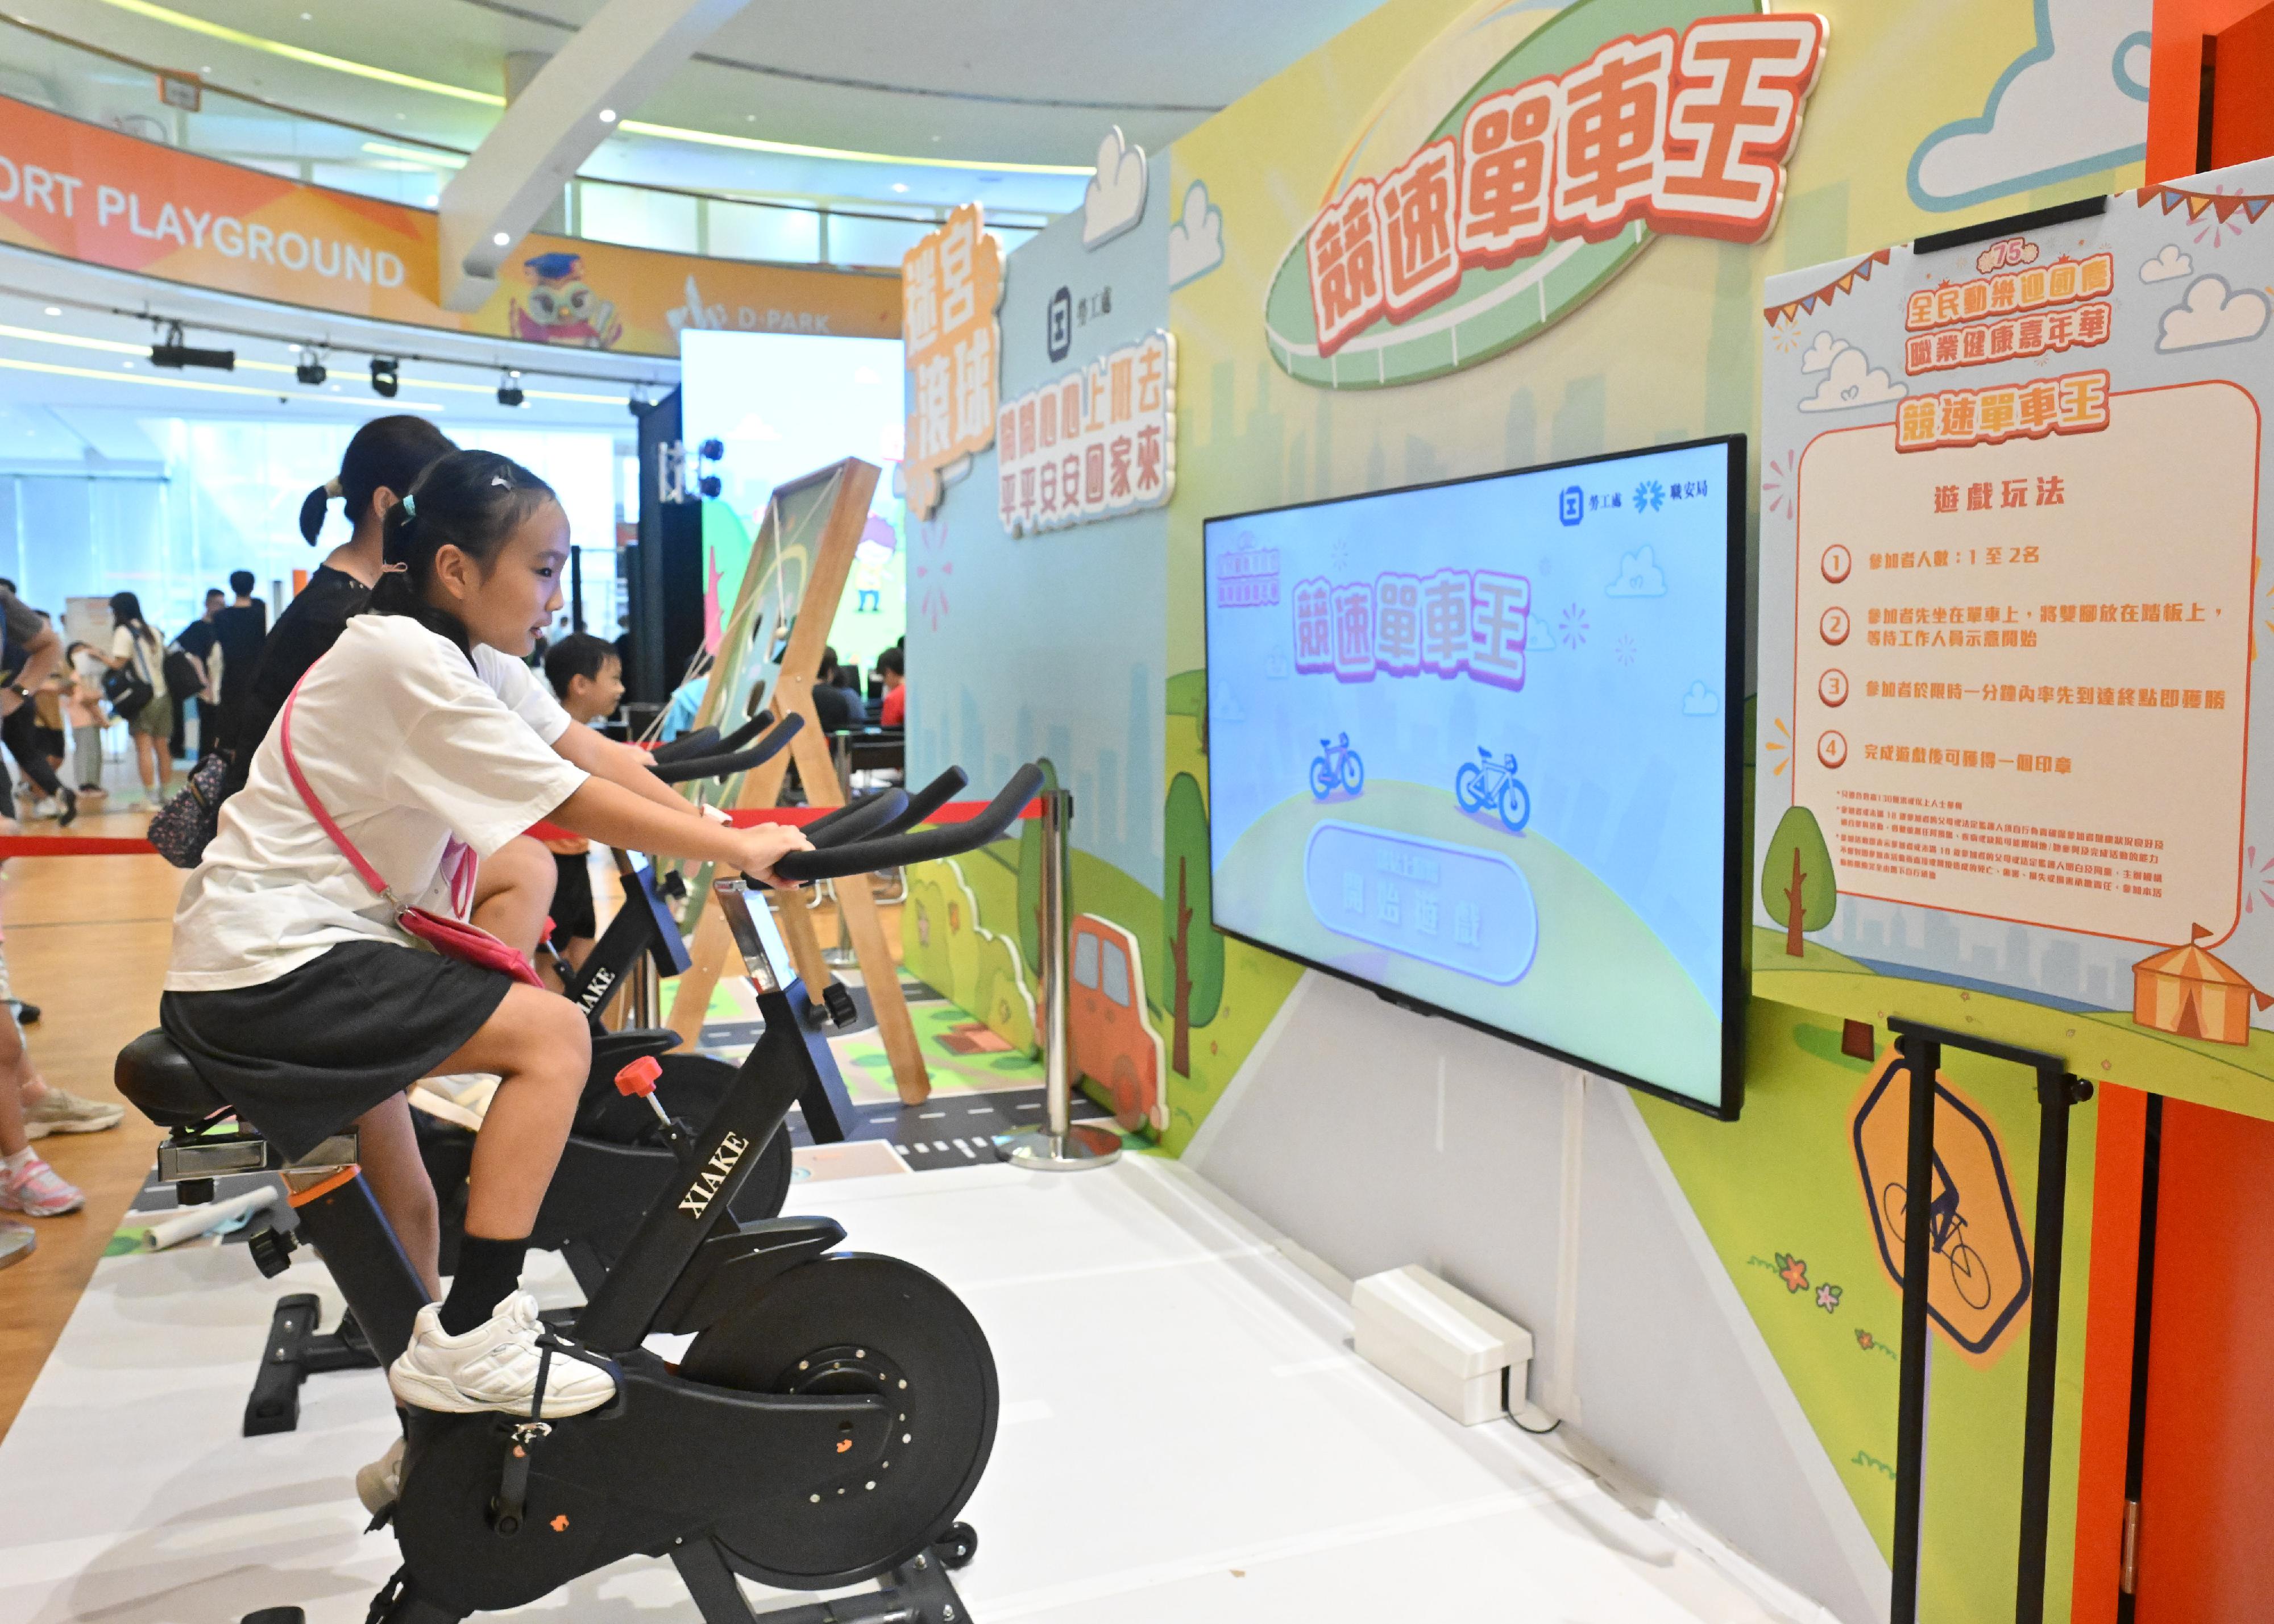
[160,940,513,1160]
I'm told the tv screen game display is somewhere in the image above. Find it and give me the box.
[1202,438,1745,1115]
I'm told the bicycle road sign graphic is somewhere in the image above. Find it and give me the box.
[1852,1050,2033,1358]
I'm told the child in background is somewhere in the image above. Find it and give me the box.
[65,641,109,797]
[877,645,906,728]
[538,633,626,979]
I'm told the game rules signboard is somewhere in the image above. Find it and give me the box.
[1756,157,2274,1044]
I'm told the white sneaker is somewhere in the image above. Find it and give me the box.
[387,1292,617,1418]
[355,1435,406,1515]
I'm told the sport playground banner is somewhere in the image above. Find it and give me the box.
[0,95,900,357]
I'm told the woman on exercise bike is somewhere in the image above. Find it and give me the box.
[160,450,810,1421]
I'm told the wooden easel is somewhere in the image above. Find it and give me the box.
[663,458,931,1105]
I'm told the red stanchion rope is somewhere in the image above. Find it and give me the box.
[0,799,1038,859]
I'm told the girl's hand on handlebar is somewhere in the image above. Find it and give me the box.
[733,823,812,888]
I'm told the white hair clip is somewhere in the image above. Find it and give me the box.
[491,472,512,489]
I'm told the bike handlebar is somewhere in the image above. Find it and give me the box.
[714,706,785,755]
[649,726,720,766]
[870,767,968,838]
[767,765,1043,884]
[645,716,804,785]
[806,788,909,850]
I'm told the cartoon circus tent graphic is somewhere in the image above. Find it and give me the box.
[2131,925,2273,1046]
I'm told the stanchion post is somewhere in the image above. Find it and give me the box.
[822,729,858,968]
[1889,1025,1937,1624]
[995,788,1119,1172]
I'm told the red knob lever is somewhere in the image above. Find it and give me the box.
[615,1056,663,1098]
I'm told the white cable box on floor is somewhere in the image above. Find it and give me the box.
[1352,1265,1534,1427]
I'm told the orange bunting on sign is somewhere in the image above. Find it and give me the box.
[1763,247,1891,325]
[2134,184,2274,226]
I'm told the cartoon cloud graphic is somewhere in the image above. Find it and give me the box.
[1083,126,1148,248]
[1168,180,1226,288]
[2157,276,2269,351]
[1906,0,2150,211]
[2139,244,2192,284]
[1605,545,1667,598]
[1800,346,1906,412]
[1799,333,1848,374]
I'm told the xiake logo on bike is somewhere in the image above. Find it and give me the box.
[1851,1051,2033,1359]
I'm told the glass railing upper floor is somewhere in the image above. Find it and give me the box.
[0,15,1058,272]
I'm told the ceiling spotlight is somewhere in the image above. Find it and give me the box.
[150,321,234,371]
[599,108,617,123]
[496,369,524,408]
[296,356,327,385]
[891,183,908,194]
[492,231,511,247]
[42,306,59,317]
[370,356,400,398]
[698,474,721,499]
[698,437,723,461]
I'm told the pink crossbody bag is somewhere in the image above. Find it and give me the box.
[279,682,544,988]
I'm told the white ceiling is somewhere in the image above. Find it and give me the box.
[2,0,1381,211]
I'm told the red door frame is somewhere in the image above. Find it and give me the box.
[2068,12,2274,1617]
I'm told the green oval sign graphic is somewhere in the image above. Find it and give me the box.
[1263,0,1770,391]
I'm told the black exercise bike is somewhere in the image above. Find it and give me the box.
[116,761,1042,1624]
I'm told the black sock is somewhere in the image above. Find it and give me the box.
[437,1234,529,1336]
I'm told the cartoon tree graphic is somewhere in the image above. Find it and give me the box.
[1163,772,1223,1075]
[1015,757,1061,976]
[1763,805,1836,957]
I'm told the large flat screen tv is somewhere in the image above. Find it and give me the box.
[1202,436,1746,1117]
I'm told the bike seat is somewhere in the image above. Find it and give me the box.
[114,1029,231,1127]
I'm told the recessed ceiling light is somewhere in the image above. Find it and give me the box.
[425,194,438,206]
[492,231,511,246]
[42,307,59,317]
[931,135,941,144]
[121,360,133,369]
[300,9,311,16]
[599,109,617,124]
[745,114,756,123]
[891,183,908,193]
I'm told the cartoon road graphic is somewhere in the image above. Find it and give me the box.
[1310,732,1365,799]
[1454,746,1531,833]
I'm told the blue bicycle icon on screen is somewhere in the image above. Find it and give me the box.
[1455,747,1530,833]
[1310,733,1364,799]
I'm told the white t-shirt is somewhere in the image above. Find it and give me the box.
[110,624,161,684]
[166,613,585,991]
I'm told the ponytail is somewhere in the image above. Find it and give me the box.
[298,476,342,544]
[304,416,455,546]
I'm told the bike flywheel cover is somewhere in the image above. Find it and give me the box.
[680,1253,999,1588]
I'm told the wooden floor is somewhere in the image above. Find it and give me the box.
[0,779,898,1438]
[0,795,186,1437]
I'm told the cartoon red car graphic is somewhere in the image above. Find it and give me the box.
[1069,913,1167,1135]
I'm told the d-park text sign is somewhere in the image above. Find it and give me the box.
[1263,6,1827,388]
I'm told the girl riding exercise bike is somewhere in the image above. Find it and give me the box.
[160,450,809,1421]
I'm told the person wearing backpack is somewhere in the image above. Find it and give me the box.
[168,589,224,765]
[0,583,70,826]
[102,592,171,807]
